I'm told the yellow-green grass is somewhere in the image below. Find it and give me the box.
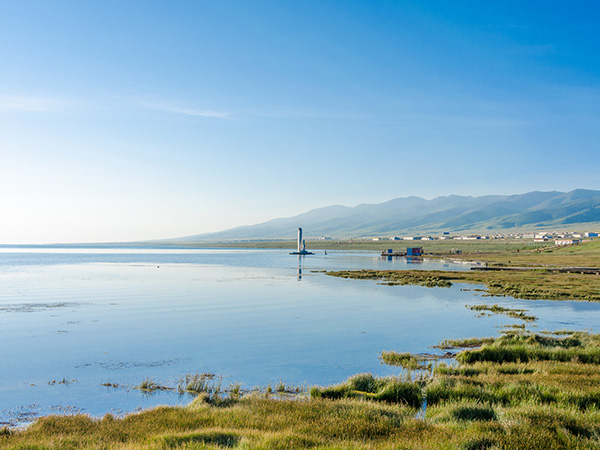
[4,331,600,449]
[178,237,600,268]
[176,238,542,254]
[467,304,537,322]
[451,239,600,268]
[328,268,600,301]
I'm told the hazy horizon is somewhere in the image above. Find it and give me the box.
[2,1,599,244]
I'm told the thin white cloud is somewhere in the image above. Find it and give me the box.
[0,95,64,112]
[141,101,230,119]
[164,106,230,118]
[247,107,367,120]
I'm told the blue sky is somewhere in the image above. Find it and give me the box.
[1,1,599,243]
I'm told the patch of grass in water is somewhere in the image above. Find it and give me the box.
[498,323,527,334]
[467,303,537,322]
[380,351,432,370]
[135,378,172,393]
[436,337,496,349]
[177,372,217,395]
[47,378,76,386]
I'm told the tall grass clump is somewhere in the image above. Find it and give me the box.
[457,331,600,365]
[177,372,218,395]
[311,373,423,408]
[135,378,171,392]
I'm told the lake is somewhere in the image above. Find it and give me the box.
[1,246,599,426]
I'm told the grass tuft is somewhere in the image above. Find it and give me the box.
[135,377,172,392]
[451,405,497,422]
[177,372,217,395]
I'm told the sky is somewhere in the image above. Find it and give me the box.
[1,1,599,243]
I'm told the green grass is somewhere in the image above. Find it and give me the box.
[467,303,537,322]
[329,269,453,288]
[136,378,172,392]
[435,337,497,349]
[177,373,219,396]
[380,351,435,370]
[6,331,600,449]
[327,268,600,301]
[310,373,424,408]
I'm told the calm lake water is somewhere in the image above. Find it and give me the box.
[1,246,599,426]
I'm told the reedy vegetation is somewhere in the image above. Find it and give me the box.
[327,268,600,301]
[467,304,537,322]
[4,330,600,449]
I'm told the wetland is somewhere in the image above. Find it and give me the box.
[2,243,600,448]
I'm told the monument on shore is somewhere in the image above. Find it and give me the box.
[289,227,314,255]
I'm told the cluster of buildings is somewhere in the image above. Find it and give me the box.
[526,231,598,246]
[373,234,491,242]
[367,231,599,246]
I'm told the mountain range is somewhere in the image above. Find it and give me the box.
[179,189,600,241]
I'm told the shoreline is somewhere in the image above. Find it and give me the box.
[4,328,600,449]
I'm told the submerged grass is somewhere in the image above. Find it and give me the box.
[6,331,600,449]
[468,303,537,322]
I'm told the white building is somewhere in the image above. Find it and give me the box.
[555,239,581,246]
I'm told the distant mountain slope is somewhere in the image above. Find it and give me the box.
[179,189,600,241]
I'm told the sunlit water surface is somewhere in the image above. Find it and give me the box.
[1,246,598,426]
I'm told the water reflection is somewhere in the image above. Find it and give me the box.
[297,256,303,281]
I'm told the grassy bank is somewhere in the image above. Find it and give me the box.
[325,238,600,301]
[327,268,600,301]
[175,238,541,254]
[448,239,600,268]
[177,237,600,267]
[4,330,600,449]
